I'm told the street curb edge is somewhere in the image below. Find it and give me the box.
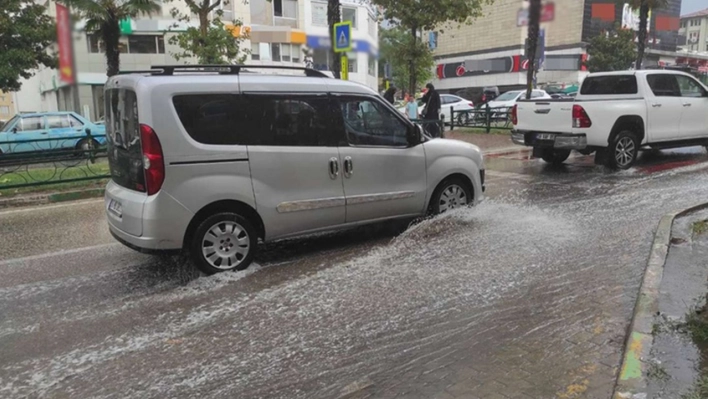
[0,188,104,209]
[613,202,708,399]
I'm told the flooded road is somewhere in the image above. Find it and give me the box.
[1,147,708,398]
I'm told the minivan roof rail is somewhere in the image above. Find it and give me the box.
[137,64,330,78]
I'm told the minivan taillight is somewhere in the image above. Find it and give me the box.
[511,104,518,125]
[572,105,592,128]
[140,124,164,196]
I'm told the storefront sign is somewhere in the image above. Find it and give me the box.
[436,54,585,79]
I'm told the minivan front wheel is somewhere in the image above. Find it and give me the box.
[190,212,257,274]
[431,177,473,215]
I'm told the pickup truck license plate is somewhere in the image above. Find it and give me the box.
[108,199,122,217]
[535,133,556,141]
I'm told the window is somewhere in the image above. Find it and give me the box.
[368,57,376,76]
[87,34,104,53]
[172,94,339,146]
[348,53,357,73]
[531,91,545,98]
[251,43,260,60]
[47,115,70,128]
[342,7,357,29]
[312,2,327,26]
[441,95,456,105]
[18,117,43,131]
[272,43,281,61]
[1,116,18,132]
[281,43,291,62]
[274,0,297,18]
[313,48,331,70]
[368,14,377,38]
[580,75,638,95]
[338,98,409,147]
[0,105,9,115]
[292,45,300,63]
[128,35,165,54]
[675,75,707,98]
[646,74,681,97]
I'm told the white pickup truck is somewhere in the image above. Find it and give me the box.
[510,70,708,169]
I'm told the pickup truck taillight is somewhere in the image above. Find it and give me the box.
[572,105,592,128]
[511,104,518,125]
[140,124,165,196]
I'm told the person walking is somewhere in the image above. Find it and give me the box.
[404,94,419,120]
[383,87,397,104]
[421,83,441,137]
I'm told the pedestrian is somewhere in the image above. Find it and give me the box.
[405,94,419,120]
[421,83,441,137]
[383,86,397,104]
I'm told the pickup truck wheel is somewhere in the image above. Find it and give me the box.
[190,212,257,275]
[540,149,571,165]
[608,131,639,170]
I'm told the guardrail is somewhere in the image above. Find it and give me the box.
[449,104,513,133]
[0,132,109,191]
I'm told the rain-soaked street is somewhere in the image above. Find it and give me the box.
[2,147,708,399]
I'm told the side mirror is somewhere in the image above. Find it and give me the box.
[85,128,92,136]
[11,127,17,134]
[407,124,421,146]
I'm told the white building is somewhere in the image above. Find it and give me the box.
[16,0,379,120]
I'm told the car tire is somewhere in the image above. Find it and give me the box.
[430,177,473,215]
[540,149,571,165]
[607,131,639,170]
[76,138,100,157]
[190,212,257,275]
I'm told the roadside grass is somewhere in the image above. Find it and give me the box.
[681,376,708,399]
[647,361,670,383]
[693,220,708,236]
[679,301,708,399]
[0,161,109,197]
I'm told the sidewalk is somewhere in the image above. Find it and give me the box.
[445,130,517,154]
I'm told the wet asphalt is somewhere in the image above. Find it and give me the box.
[2,146,708,398]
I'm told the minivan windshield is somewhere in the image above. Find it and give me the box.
[494,91,521,101]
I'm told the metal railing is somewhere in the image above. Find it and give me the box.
[0,131,109,191]
[411,117,446,138]
[449,104,514,133]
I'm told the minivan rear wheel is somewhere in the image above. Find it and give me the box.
[190,212,257,275]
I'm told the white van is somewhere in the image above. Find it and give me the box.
[104,65,485,274]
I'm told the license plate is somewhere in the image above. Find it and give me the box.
[108,199,122,217]
[536,133,556,141]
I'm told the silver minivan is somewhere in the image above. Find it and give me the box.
[104,65,485,274]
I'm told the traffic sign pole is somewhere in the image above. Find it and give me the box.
[333,21,352,80]
[341,55,349,81]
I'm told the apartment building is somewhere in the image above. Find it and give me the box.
[430,0,681,94]
[17,0,378,120]
[679,8,708,53]
[0,91,16,124]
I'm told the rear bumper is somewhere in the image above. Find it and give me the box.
[511,130,587,150]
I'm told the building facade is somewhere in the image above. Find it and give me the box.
[17,0,378,121]
[0,92,17,124]
[430,0,681,94]
[679,8,708,53]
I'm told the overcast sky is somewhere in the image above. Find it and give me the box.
[681,0,706,15]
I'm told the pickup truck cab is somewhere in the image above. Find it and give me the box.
[511,70,708,169]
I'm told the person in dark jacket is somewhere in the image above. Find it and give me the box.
[421,83,442,137]
[383,87,397,104]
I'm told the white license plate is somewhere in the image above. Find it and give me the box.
[108,199,122,217]
[536,133,556,140]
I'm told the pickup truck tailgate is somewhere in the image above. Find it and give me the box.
[515,99,574,133]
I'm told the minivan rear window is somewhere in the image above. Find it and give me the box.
[105,89,145,192]
[580,75,638,95]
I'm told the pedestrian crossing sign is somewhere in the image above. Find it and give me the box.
[333,21,353,53]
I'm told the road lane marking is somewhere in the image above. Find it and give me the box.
[0,198,103,216]
[0,243,121,266]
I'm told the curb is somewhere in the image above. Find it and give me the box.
[0,188,104,209]
[613,202,708,399]
[483,147,532,157]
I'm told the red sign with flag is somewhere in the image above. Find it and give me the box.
[56,4,75,84]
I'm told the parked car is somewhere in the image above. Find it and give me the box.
[104,65,486,274]
[0,111,106,154]
[397,94,474,124]
[511,70,708,169]
[486,90,551,120]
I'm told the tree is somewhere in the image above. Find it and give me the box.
[525,0,541,99]
[63,0,161,77]
[625,0,668,70]
[168,0,249,64]
[585,28,636,72]
[372,0,494,94]
[379,27,433,93]
[0,0,56,91]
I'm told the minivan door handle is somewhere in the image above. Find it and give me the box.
[328,157,340,179]
[343,156,353,178]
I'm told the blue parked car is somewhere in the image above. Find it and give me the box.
[0,111,106,154]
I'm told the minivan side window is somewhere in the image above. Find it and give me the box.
[646,74,681,97]
[243,95,340,147]
[337,97,409,147]
[173,94,246,145]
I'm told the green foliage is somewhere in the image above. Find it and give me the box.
[379,27,433,93]
[371,0,494,93]
[585,28,636,72]
[167,0,249,65]
[0,0,57,91]
[63,0,161,76]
